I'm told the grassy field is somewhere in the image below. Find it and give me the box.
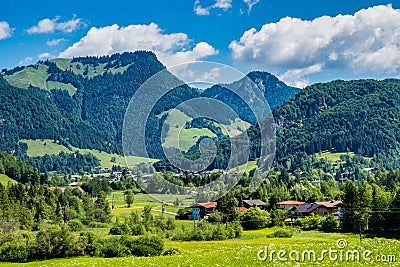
[52,58,129,78]
[4,59,130,95]
[21,139,157,168]
[316,151,356,162]
[0,174,17,186]
[4,64,50,89]
[0,192,398,267]
[315,151,374,163]
[2,229,399,266]
[160,109,250,152]
[159,109,217,152]
[108,192,195,217]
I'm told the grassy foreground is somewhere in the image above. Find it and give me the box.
[1,230,399,266]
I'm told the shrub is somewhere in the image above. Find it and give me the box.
[29,223,86,260]
[270,208,288,227]
[101,235,164,258]
[206,211,225,223]
[130,235,164,256]
[240,207,272,230]
[162,247,181,256]
[267,228,294,238]
[68,219,84,232]
[300,214,323,230]
[321,214,339,232]
[80,231,101,256]
[154,216,176,231]
[226,221,243,238]
[88,222,109,228]
[102,236,130,258]
[109,219,131,235]
[171,222,242,241]
[0,242,29,262]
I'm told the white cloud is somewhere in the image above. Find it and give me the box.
[38,52,54,59]
[194,0,232,16]
[0,21,14,40]
[230,5,400,84]
[27,16,84,34]
[278,64,322,88]
[18,57,33,65]
[59,23,218,66]
[46,38,67,47]
[243,0,260,15]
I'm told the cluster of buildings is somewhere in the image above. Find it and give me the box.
[182,198,342,220]
[276,200,342,218]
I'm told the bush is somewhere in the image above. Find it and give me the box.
[88,222,109,228]
[80,231,101,256]
[32,223,86,259]
[109,219,131,235]
[68,219,84,232]
[171,222,242,241]
[240,207,271,230]
[130,235,164,256]
[100,235,164,258]
[0,242,29,262]
[154,216,176,231]
[162,247,181,256]
[299,214,323,230]
[267,228,294,238]
[321,214,339,232]
[102,236,130,257]
[206,211,225,223]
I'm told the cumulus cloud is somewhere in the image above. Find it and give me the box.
[18,57,33,65]
[27,16,84,34]
[243,0,260,15]
[278,64,322,88]
[194,0,232,16]
[59,23,218,66]
[38,52,54,59]
[0,21,14,40]
[46,38,67,47]
[229,5,400,85]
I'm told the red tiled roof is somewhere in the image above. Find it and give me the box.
[237,207,248,212]
[191,202,218,208]
[276,200,305,205]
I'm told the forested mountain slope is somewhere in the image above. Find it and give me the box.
[1,52,298,161]
[273,79,400,169]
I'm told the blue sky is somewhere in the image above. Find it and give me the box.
[0,0,399,87]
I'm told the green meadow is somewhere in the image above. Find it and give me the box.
[1,230,398,266]
[20,139,157,168]
[0,174,17,186]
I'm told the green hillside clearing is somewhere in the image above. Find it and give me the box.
[21,139,156,168]
[0,174,17,186]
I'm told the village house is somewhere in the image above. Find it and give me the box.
[243,199,267,209]
[290,200,342,218]
[189,202,218,220]
[276,200,305,210]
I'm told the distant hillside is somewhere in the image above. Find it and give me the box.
[0,75,111,155]
[202,71,299,124]
[273,79,400,170]
[1,52,297,162]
